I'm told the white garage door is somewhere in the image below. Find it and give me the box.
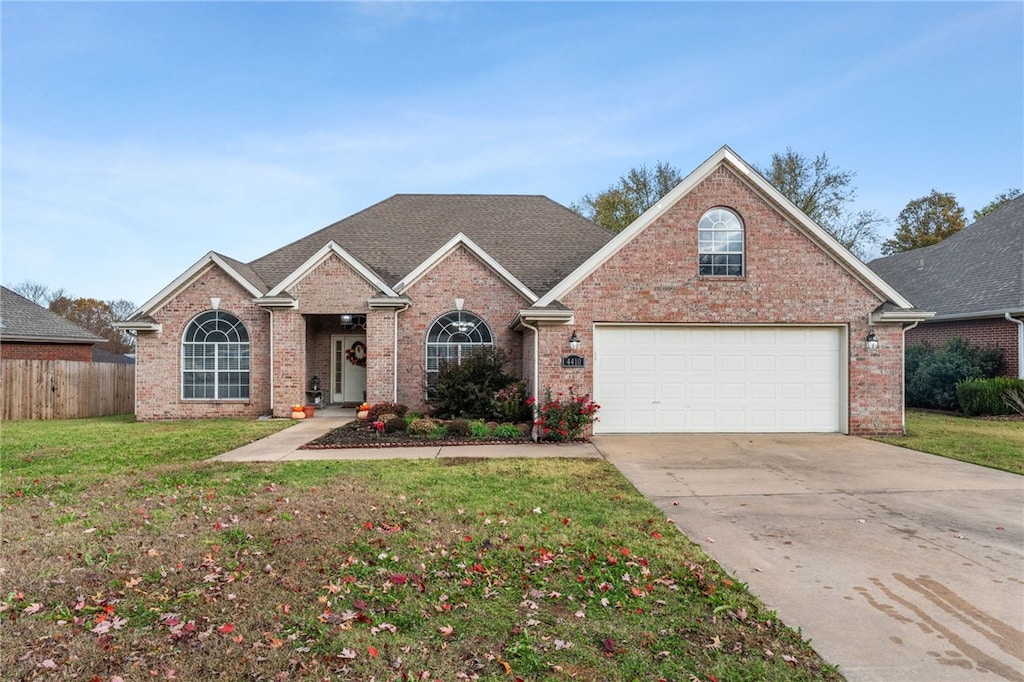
[593,326,844,433]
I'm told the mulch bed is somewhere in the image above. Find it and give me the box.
[301,420,535,449]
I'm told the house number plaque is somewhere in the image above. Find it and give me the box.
[561,355,585,368]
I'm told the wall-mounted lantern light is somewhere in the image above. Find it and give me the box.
[866,328,879,351]
[568,330,581,351]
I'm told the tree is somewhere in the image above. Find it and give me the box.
[8,279,66,307]
[571,161,683,233]
[973,188,1021,221]
[881,190,965,255]
[756,148,884,260]
[49,296,135,355]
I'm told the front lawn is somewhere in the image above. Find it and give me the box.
[873,409,1024,475]
[1,417,842,681]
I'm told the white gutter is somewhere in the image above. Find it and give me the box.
[519,319,541,442]
[393,303,410,402]
[1006,313,1024,379]
[901,320,922,434]
[267,308,275,413]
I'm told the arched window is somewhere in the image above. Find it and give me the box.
[698,207,745,276]
[425,311,492,376]
[182,311,250,399]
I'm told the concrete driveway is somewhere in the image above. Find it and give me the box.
[594,434,1024,682]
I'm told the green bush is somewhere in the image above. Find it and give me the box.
[491,382,533,423]
[956,377,1024,416]
[469,420,491,438]
[905,339,1003,410]
[493,423,522,438]
[384,416,406,434]
[428,348,519,419]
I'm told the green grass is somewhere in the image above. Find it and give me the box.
[0,417,842,681]
[873,409,1024,474]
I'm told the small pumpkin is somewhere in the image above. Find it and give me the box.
[291,409,306,420]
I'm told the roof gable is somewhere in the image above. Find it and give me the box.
[868,195,1024,318]
[536,146,915,310]
[129,251,265,320]
[266,241,398,298]
[395,232,538,302]
[0,286,106,344]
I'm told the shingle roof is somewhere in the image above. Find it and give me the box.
[868,195,1024,317]
[0,286,106,343]
[247,194,615,296]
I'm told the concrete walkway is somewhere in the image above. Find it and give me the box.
[211,408,601,462]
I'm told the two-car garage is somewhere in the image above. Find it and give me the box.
[593,325,846,434]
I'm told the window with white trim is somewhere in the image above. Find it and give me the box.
[425,311,493,377]
[698,207,745,276]
[182,311,250,399]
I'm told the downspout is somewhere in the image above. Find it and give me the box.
[1006,313,1024,379]
[266,308,275,413]
[519,319,541,442]
[901,320,921,434]
[393,303,410,402]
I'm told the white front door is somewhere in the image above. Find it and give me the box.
[332,334,367,405]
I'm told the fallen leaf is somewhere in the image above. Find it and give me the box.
[218,623,234,634]
[368,645,378,658]
[439,625,454,637]
[705,636,722,650]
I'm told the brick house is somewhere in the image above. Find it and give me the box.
[1,286,106,361]
[118,147,929,435]
[869,195,1024,378]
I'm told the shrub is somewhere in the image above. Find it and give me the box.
[905,339,1003,410]
[1005,386,1024,416]
[491,382,533,423]
[493,423,522,438]
[428,348,519,419]
[384,416,406,434]
[407,417,437,437]
[469,420,491,438]
[956,377,1024,416]
[447,419,471,438]
[368,402,408,422]
[535,386,600,442]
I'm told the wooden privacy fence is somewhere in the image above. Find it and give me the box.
[1,359,135,420]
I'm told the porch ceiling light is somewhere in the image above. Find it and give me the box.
[340,314,353,324]
[568,330,581,351]
[866,328,879,350]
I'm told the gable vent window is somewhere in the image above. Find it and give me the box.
[698,207,745,277]
[425,311,493,377]
[182,310,250,400]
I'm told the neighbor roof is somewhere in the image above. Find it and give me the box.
[868,195,1024,319]
[248,194,616,296]
[0,286,106,344]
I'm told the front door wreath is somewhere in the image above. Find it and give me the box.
[345,340,367,367]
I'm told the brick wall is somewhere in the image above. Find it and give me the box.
[395,247,530,411]
[907,318,1019,377]
[546,165,905,436]
[135,266,271,420]
[1,342,94,362]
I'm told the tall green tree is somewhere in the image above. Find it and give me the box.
[756,148,884,260]
[881,190,966,255]
[973,188,1020,221]
[571,161,683,233]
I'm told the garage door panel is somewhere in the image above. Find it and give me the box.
[594,326,841,433]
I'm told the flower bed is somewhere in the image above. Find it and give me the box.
[301,419,536,449]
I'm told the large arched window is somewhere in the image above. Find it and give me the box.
[182,311,250,400]
[425,311,493,376]
[698,207,745,276]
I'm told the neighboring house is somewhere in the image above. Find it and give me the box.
[869,195,1024,378]
[118,146,930,435]
[0,286,106,361]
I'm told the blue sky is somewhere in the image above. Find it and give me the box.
[3,1,1022,306]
